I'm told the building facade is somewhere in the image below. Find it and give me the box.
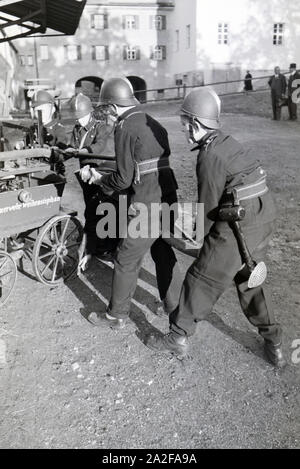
[10,0,300,108]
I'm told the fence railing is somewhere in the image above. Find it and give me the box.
[56,71,290,110]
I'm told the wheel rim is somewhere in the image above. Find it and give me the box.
[33,216,83,285]
[0,252,17,307]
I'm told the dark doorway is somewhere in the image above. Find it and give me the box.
[75,76,103,102]
[127,76,147,103]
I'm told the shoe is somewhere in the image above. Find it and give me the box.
[95,251,115,263]
[146,331,188,357]
[88,312,127,330]
[264,341,286,368]
[105,312,127,330]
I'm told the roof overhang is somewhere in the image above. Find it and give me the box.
[0,0,87,42]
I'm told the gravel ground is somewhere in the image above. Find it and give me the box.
[0,95,299,449]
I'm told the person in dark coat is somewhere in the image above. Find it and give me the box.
[64,93,117,269]
[244,71,253,91]
[146,87,285,368]
[80,77,182,329]
[268,67,287,120]
[287,63,300,120]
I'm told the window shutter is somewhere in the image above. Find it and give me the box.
[104,14,108,29]
[162,16,166,30]
[91,45,96,60]
[105,46,109,60]
[77,45,82,60]
[150,46,154,60]
[135,15,139,29]
[136,46,141,60]
[91,14,95,29]
[162,46,166,59]
[123,46,127,60]
[122,15,126,29]
[149,15,153,29]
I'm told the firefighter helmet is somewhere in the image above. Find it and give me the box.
[71,93,93,119]
[180,88,221,129]
[31,90,55,108]
[98,77,139,106]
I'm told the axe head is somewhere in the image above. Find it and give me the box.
[248,261,267,288]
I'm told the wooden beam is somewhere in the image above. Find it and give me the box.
[0,8,43,30]
[0,0,24,7]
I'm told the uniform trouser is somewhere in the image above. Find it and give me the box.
[170,217,282,346]
[107,203,182,319]
[271,92,282,120]
[288,96,298,119]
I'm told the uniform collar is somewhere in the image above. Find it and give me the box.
[116,106,141,124]
[82,116,96,131]
[191,131,219,152]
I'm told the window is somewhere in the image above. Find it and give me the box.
[123,46,140,61]
[273,23,284,45]
[40,45,49,61]
[91,14,108,29]
[218,23,229,44]
[186,24,191,48]
[150,15,166,30]
[64,45,81,61]
[175,29,179,52]
[27,55,34,66]
[151,45,166,60]
[92,45,109,61]
[123,15,139,29]
[19,55,26,66]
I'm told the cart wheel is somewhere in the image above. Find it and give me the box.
[32,215,83,285]
[0,251,17,307]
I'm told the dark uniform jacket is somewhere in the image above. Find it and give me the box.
[268,74,287,97]
[70,117,114,168]
[44,119,69,148]
[98,108,178,204]
[26,118,68,148]
[194,131,276,237]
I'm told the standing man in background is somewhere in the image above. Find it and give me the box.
[244,71,253,91]
[268,67,287,121]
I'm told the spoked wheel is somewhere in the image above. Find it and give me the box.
[0,251,17,307]
[32,215,83,285]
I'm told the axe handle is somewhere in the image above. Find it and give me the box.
[231,221,256,271]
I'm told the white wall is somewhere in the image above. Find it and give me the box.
[0,35,18,117]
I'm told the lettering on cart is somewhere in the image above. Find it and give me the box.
[0,196,61,214]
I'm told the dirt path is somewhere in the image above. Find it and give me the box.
[0,112,299,449]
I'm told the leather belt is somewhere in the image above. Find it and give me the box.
[134,157,170,184]
[222,167,269,205]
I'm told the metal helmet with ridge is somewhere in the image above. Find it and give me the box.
[71,93,93,119]
[98,77,139,107]
[180,87,221,130]
[31,90,55,108]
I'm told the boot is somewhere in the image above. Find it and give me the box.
[264,341,286,368]
[146,331,188,357]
